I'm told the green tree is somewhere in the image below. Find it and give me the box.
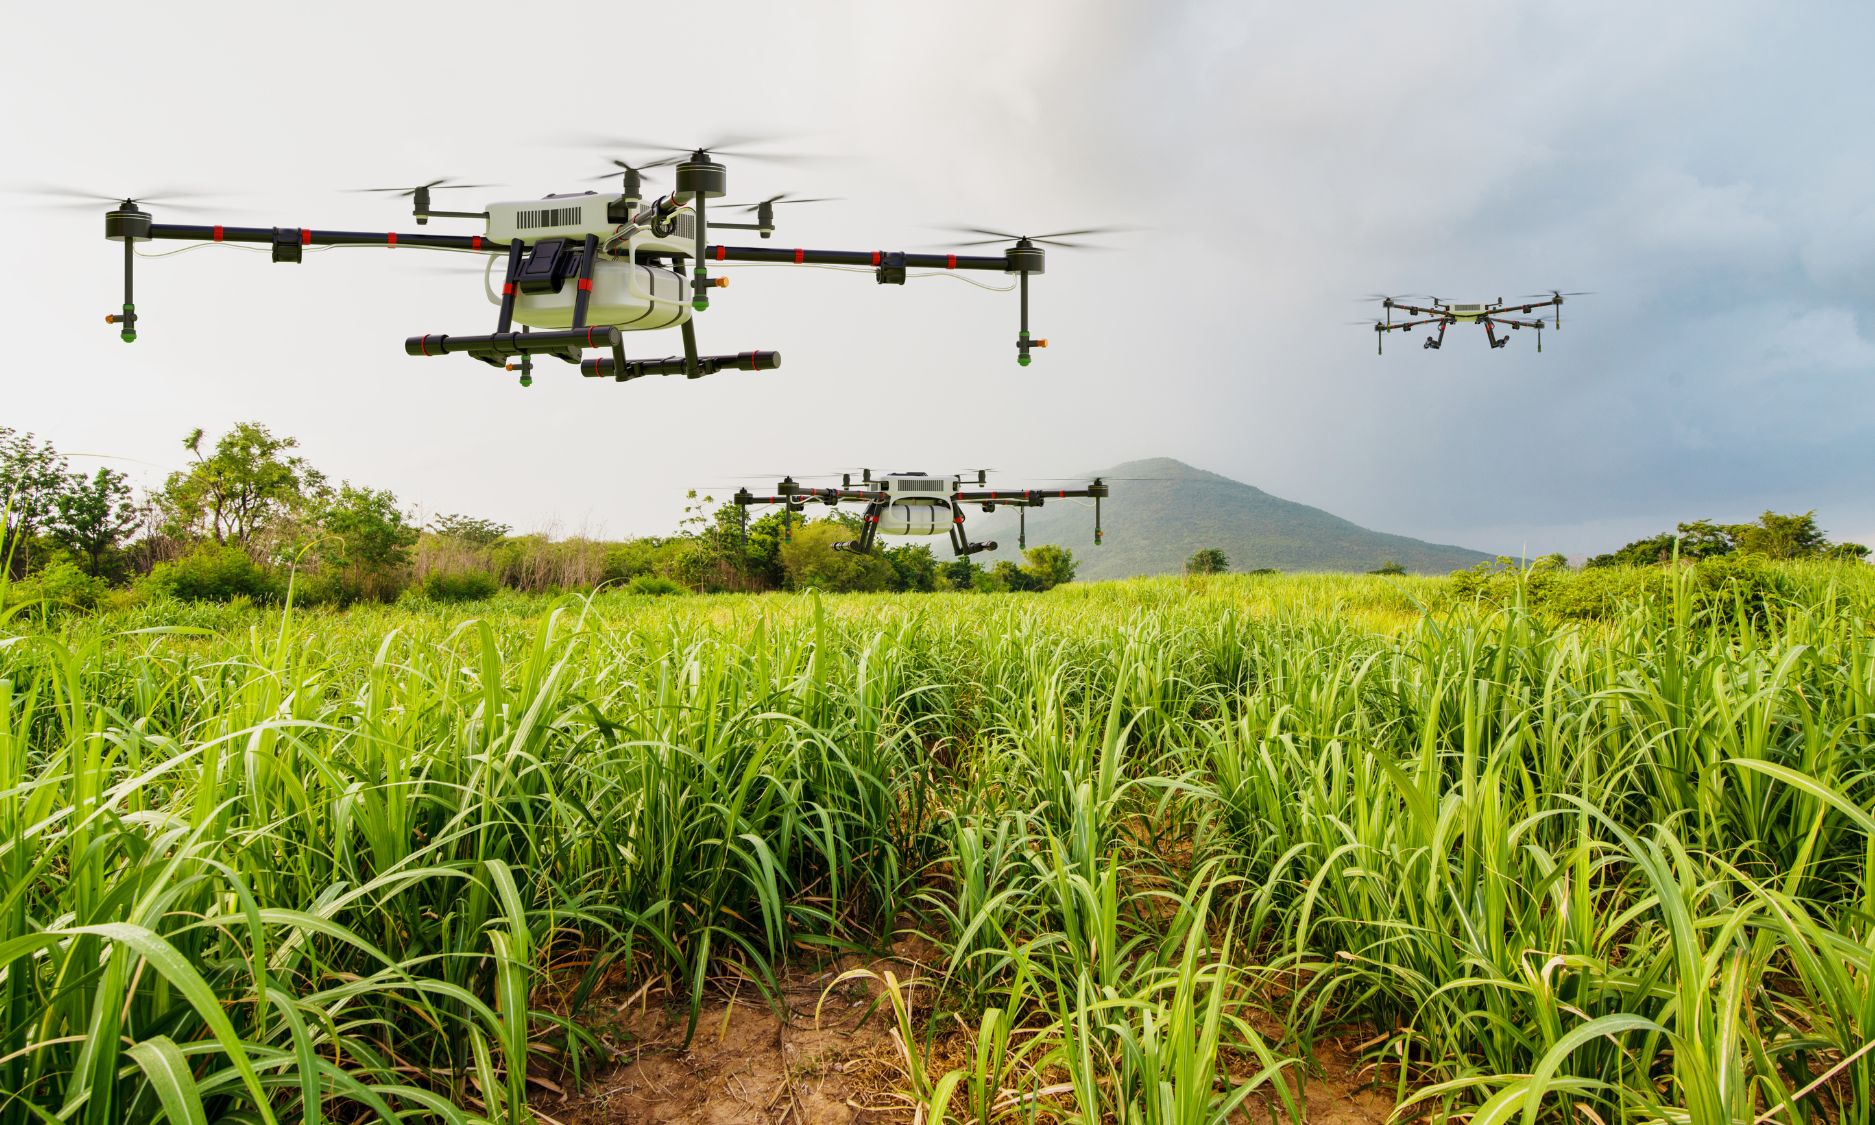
[1186,547,1229,575]
[884,544,940,592]
[989,560,1035,592]
[1369,559,1407,576]
[938,556,984,591]
[51,466,139,578]
[315,484,420,602]
[0,427,70,577]
[1674,519,1737,558]
[161,422,324,551]
[430,512,510,546]
[778,520,896,592]
[1732,510,1829,560]
[1021,544,1078,590]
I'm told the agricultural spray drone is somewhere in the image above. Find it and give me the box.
[1357,291,1588,354]
[732,470,1109,558]
[72,137,1103,387]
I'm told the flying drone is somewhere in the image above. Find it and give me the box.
[1358,291,1588,354]
[732,470,1109,557]
[77,138,1102,387]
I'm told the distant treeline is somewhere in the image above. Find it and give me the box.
[5,421,1866,616]
[0,421,1077,612]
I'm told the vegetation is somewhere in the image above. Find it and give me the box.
[0,426,1087,614]
[1186,546,1229,574]
[1589,511,1869,567]
[3,562,1873,1123]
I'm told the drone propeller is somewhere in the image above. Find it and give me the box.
[347,177,496,197]
[585,158,667,182]
[725,193,839,212]
[6,184,223,213]
[1515,290,1593,299]
[575,133,824,164]
[937,225,1133,250]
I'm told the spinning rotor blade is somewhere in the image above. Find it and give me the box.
[938,224,1136,249]
[724,193,840,211]
[347,177,497,197]
[7,184,224,212]
[584,158,666,182]
[1514,290,1593,298]
[574,133,825,164]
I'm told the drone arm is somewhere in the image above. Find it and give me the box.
[146,222,498,253]
[950,484,1106,504]
[702,244,1007,273]
[1374,317,1443,333]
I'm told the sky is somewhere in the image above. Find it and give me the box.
[4,0,1871,557]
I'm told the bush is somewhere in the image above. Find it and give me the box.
[5,560,109,615]
[142,543,277,603]
[625,574,685,596]
[420,568,499,603]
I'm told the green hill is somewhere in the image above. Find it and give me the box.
[963,457,1495,578]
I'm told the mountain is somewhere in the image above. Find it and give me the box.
[962,457,1495,578]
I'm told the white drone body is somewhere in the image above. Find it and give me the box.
[872,474,956,536]
[482,192,698,331]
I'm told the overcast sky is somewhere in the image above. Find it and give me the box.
[6,1,1871,556]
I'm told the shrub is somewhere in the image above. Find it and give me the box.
[5,560,108,615]
[420,568,499,603]
[142,543,277,603]
[625,574,684,596]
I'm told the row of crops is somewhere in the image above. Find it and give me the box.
[3,567,1872,1123]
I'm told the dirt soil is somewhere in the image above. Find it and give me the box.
[548,956,911,1125]
[547,953,1398,1125]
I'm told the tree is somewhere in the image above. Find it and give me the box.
[989,560,1036,592]
[778,520,896,592]
[52,467,138,578]
[314,484,420,602]
[1369,560,1407,576]
[0,427,70,577]
[1732,511,1829,560]
[161,423,323,552]
[1589,511,1846,567]
[884,544,940,592]
[939,556,984,592]
[1186,547,1229,575]
[430,513,510,546]
[1021,544,1078,590]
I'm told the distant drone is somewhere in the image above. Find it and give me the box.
[73,137,1104,388]
[732,470,1109,557]
[1359,291,1587,354]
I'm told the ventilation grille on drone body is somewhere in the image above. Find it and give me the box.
[515,205,586,230]
[895,479,948,492]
